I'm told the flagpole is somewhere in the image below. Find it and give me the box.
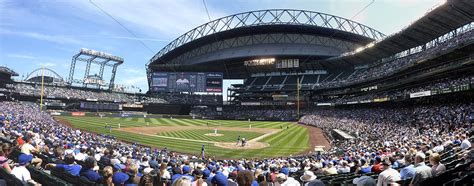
[40,66,45,111]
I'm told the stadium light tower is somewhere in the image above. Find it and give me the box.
[68,48,124,90]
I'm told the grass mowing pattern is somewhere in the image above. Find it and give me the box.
[158,129,262,142]
[57,116,310,159]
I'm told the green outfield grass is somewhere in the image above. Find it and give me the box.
[158,129,262,142]
[56,116,310,159]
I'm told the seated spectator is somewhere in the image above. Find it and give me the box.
[112,171,129,185]
[182,165,194,181]
[371,156,383,174]
[192,169,207,186]
[400,154,416,180]
[353,176,376,186]
[0,143,12,173]
[429,153,446,176]
[171,167,184,183]
[211,171,228,186]
[337,161,350,173]
[377,158,401,185]
[160,162,171,180]
[102,166,113,186]
[173,176,192,186]
[323,161,337,175]
[80,157,103,183]
[300,171,318,185]
[140,167,158,186]
[460,135,471,150]
[74,147,87,161]
[99,149,111,165]
[20,137,42,168]
[279,167,299,185]
[410,152,432,186]
[125,163,141,185]
[11,154,38,185]
[45,153,82,176]
[52,147,65,164]
[358,159,372,174]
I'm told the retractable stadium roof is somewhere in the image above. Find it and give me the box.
[316,0,474,67]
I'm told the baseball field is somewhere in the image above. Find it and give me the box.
[56,116,316,159]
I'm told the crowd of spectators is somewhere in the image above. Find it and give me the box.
[6,83,167,104]
[0,100,472,185]
[316,75,474,104]
[161,93,223,105]
[191,107,297,120]
[316,28,473,90]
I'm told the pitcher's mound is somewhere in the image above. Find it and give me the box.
[205,133,224,136]
[214,142,269,149]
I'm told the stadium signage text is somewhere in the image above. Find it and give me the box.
[410,91,431,98]
[244,58,275,66]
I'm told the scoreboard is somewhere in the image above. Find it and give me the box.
[151,72,223,93]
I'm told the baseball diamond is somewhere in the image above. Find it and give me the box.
[55,116,321,159]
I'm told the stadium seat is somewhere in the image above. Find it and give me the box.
[0,167,31,186]
[27,166,70,186]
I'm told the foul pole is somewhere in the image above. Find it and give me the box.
[40,66,45,111]
[297,77,300,119]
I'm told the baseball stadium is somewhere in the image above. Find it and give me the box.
[0,0,473,186]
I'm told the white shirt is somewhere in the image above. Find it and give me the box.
[338,166,350,173]
[75,153,86,161]
[281,177,301,186]
[377,168,401,186]
[11,166,31,182]
[20,143,35,155]
[64,149,74,155]
[461,139,471,150]
[432,145,444,153]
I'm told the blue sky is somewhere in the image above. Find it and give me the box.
[0,0,443,95]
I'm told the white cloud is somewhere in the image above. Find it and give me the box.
[122,67,144,75]
[82,0,228,38]
[0,29,84,45]
[120,76,148,88]
[38,62,57,68]
[6,54,36,59]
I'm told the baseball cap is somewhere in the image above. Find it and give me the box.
[18,154,33,166]
[112,172,129,185]
[280,167,289,175]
